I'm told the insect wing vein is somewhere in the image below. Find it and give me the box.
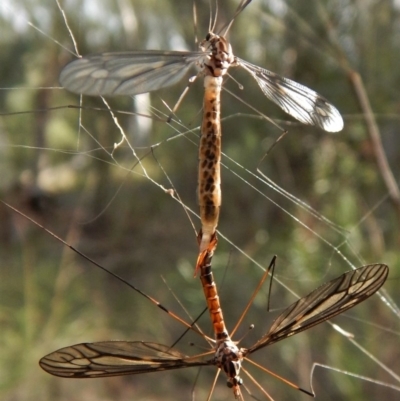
[237,58,344,133]
[247,264,388,354]
[60,51,205,96]
[39,341,210,378]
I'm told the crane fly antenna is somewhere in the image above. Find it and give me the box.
[193,0,199,46]
[208,0,219,34]
[220,0,253,36]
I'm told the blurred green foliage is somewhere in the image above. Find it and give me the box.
[0,1,399,400]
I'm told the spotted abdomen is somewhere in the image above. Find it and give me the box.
[198,75,222,253]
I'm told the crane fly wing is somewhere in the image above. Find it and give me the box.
[247,264,388,354]
[39,341,210,378]
[237,58,344,133]
[60,51,204,96]
[60,50,344,132]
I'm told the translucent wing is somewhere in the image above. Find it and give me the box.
[39,341,211,378]
[247,263,388,354]
[59,51,204,96]
[237,58,344,133]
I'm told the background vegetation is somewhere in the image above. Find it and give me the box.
[0,1,399,400]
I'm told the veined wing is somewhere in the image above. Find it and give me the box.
[39,341,211,378]
[246,263,388,354]
[59,51,205,96]
[237,58,344,133]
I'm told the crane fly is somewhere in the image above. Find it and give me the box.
[2,197,388,399]
[39,233,387,399]
[59,2,344,275]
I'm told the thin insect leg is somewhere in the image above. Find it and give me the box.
[149,148,199,236]
[160,275,212,349]
[169,307,210,349]
[67,103,170,124]
[241,385,262,401]
[84,154,150,224]
[257,130,289,168]
[56,0,80,55]
[0,200,213,342]
[231,256,276,337]
[206,368,221,401]
[222,86,285,131]
[244,358,313,396]
[265,257,276,313]
[168,74,199,122]
[241,367,275,401]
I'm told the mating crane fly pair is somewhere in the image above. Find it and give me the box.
[37,25,387,398]
[59,3,344,274]
[40,1,379,398]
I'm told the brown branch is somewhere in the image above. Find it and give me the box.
[315,1,400,220]
[348,71,400,217]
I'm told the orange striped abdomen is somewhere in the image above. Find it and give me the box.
[198,236,229,341]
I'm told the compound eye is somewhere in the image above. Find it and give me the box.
[206,33,211,41]
[226,380,233,388]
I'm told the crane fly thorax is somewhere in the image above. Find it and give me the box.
[214,339,244,396]
[199,32,236,77]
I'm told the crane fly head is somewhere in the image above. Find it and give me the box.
[199,33,236,77]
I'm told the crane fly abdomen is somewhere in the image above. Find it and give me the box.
[197,75,223,256]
